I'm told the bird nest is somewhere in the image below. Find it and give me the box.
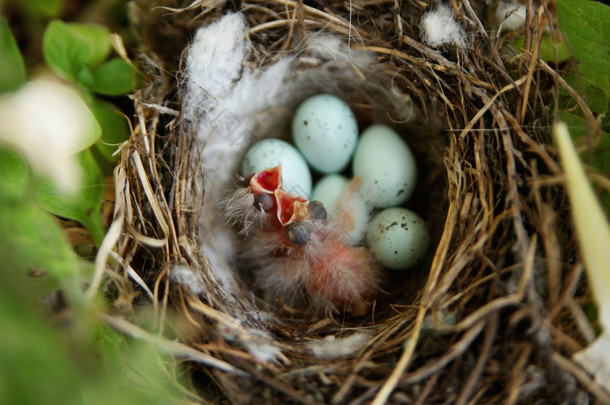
[103,0,606,403]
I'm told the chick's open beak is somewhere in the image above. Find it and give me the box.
[275,190,307,226]
[247,166,281,214]
[249,166,282,195]
[247,166,325,234]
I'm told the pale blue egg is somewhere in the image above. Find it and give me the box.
[292,94,358,173]
[352,125,417,208]
[312,174,370,245]
[242,138,312,198]
[367,208,429,270]
[311,174,350,215]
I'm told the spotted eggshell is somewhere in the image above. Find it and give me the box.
[352,125,417,208]
[292,94,358,173]
[367,207,429,270]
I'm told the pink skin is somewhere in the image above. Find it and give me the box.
[242,166,381,316]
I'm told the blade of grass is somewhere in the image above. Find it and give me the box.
[555,122,610,391]
[555,122,610,329]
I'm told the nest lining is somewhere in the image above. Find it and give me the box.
[102,0,608,403]
[186,16,442,316]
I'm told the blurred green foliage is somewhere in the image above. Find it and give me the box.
[0,144,188,404]
[42,18,138,169]
[557,0,610,211]
[0,278,188,405]
[556,0,610,143]
[0,17,26,92]
[0,14,140,243]
[0,5,188,405]
[556,0,610,76]
[35,150,106,246]
[11,0,64,19]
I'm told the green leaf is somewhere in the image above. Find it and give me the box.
[511,34,571,63]
[559,111,610,175]
[19,0,64,18]
[558,111,589,140]
[578,66,610,117]
[537,33,571,63]
[592,134,610,177]
[43,20,89,82]
[0,17,26,93]
[0,201,76,279]
[0,287,79,404]
[35,149,106,246]
[557,0,610,75]
[83,324,189,404]
[42,20,113,85]
[90,98,130,172]
[68,23,111,68]
[560,65,610,117]
[0,279,187,405]
[77,65,95,88]
[0,146,31,201]
[91,58,140,96]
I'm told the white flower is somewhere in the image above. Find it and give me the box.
[0,79,100,192]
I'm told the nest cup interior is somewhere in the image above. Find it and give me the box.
[197,50,448,320]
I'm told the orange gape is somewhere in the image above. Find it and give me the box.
[226,166,381,316]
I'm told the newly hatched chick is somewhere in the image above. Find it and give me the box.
[225,166,382,316]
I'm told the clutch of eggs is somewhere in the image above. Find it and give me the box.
[241,94,429,270]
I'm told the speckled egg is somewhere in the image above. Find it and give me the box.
[352,125,417,208]
[292,94,358,173]
[242,138,312,197]
[311,174,350,215]
[367,207,429,270]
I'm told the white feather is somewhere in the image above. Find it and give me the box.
[307,33,372,68]
[199,57,294,201]
[421,4,466,48]
[170,265,205,295]
[183,14,293,293]
[218,317,283,363]
[183,13,248,119]
[495,2,527,31]
[308,332,371,359]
